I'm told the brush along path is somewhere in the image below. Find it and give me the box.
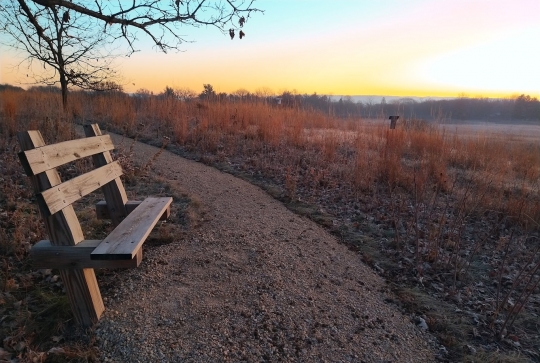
[94,132,438,362]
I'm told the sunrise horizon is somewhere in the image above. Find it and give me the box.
[1,1,539,101]
[1,79,537,102]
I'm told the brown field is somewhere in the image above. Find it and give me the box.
[441,121,540,143]
[1,89,539,362]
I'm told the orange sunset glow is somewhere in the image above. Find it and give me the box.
[1,0,539,98]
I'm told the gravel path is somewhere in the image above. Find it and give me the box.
[94,133,439,362]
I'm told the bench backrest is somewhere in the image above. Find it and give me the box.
[18,124,128,246]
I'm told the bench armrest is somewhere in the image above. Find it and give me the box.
[31,240,142,269]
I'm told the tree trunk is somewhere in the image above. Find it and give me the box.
[55,6,68,113]
[60,70,68,112]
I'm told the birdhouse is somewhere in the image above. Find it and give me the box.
[389,115,399,129]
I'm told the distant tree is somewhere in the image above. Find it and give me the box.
[175,88,197,102]
[217,92,229,102]
[513,94,540,120]
[365,97,374,118]
[0,84,25,92]
[199,84,217,100]
[232,88,250,99]
[162,86,176,98]
[280,91,301,108]
[28,85,60,93]
[93,81,124,93]
[254,87,275,98]
[134,88,153,98]
[0,1,261,111]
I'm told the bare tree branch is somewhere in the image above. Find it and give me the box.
[0,0,262,110]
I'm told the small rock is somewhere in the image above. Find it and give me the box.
[39,269,52,276]
[416,317,428,330]
[14,341,26,352]
[465,344,476,355]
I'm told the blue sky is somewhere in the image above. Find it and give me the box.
[1,0,539,98]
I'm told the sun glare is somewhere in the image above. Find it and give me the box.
[0,0,538,98]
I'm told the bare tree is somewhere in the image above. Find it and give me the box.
[232,88,250,98]
[0,0,260,111]
[174,87,197,101]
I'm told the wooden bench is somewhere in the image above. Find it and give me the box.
[17,124,172,326]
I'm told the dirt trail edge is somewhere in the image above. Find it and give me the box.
[94,132,439,362]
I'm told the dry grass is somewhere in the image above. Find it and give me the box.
[0,103,195,361]
[1,89,539,362]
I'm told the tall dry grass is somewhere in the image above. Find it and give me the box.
[1,89,539,360]
[3,88,539,229]
[3,89,538,231]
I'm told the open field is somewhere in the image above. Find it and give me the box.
[1,89,539,362]
[440,121,540,144]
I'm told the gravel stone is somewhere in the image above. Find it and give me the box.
[93,133,439,362]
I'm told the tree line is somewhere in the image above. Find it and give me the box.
[146,86,540,122]
[292,93,540,122]
[2,83,538,122]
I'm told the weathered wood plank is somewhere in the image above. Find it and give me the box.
[91,197,173,260]
[17,131,84,244]
[17,130,104,327]
[84,124,128,226]
[61,268,104,326]
[95,200,171,221]
[18,135,115,176]
[38,161,123,216]
[31,240,142,269]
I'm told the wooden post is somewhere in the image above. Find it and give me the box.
[18,131,104,326]
[389,116,399,129]
[83,124,128,226]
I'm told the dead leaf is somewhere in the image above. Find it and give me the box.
[0,347,11,360]
[47,347,65,355]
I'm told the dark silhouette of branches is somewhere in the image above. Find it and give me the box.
[0,1,261,110]
[24,0,260,53]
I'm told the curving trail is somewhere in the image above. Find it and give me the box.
[94,132,438,362]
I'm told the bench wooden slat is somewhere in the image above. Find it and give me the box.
[31,240,142,269]
[19,135,115,176]
[91,197,173,260]
[38,161,123,216]
[95,200,171,221]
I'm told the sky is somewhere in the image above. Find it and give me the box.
[1,0,539,98]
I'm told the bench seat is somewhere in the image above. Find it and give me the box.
[91,197,172,260]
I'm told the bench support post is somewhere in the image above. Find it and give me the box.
[18,131,104,327]
[83,124,128,226]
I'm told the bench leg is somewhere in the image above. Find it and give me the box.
[61,268,104,326]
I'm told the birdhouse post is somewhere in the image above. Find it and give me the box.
[389,116,399,129]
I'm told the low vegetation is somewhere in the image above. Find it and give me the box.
[1,87,539,362]
[0,108,195,362]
